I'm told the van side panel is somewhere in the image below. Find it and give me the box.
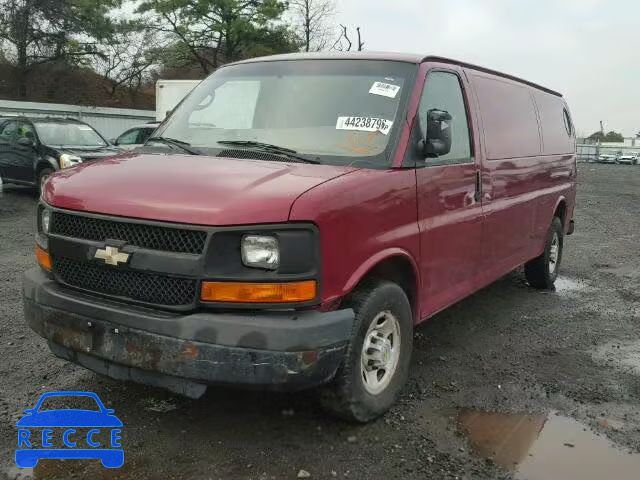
[534,91,574,155]
[468,69,576,283]
[474,75,541,160]
[531,91,577,245]
[469,72,541,268]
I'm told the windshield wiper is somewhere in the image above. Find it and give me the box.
[217,140,320,164]
[146,136,201,155]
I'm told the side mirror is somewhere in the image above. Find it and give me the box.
[421,109,452,157]
[24,408,34,414]
[110,138,118,145]
[17,137,35,147]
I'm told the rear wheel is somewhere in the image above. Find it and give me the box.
[525,217,564,289]
[37,168,53,195]
[320,280,413,423]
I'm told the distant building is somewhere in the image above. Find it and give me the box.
[577,137,640,147]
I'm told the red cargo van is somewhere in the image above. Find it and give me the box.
[24,52,576,422]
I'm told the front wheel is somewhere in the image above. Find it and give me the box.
[320,280,413,423]
[525,217,564,289]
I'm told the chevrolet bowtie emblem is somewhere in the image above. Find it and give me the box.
[94,246,130,266]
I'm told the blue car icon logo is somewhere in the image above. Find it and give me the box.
[15,391,123,468]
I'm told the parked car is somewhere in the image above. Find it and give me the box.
[0,116,120,192]
[24,52,576,422]
[111,122,160,150]
[617,152,638,165]
[597,153,619,164]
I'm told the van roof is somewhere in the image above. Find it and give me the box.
[230,51,562,98]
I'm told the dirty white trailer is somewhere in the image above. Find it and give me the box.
[155,80,201,121]
[0,100,155,139]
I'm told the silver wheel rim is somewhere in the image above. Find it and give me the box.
[360,310,401,395]
[549,232,560,274]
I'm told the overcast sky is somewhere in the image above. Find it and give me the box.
[333,0,639,137]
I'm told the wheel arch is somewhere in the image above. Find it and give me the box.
[35,157,58,177]
[552,196,567,227]
[342,249,420,322]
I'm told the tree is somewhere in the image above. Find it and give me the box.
[0,0,120,98]
[138,0,299,76]
[93,21,162,100]
[331,24,364,51]
[587,130,624,143]
[289,0,334,52]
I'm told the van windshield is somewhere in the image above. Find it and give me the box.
[156,60,417,167]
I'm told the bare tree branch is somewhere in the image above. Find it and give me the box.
[331,24,363,52]
[339,24,351,51]
[289,0,335,52]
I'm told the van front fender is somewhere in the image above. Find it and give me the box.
[342,247,420,302]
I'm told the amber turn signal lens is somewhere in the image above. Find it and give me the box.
[35,245,52,271]
[201,280,317,303]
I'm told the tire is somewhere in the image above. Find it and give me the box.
[525,216,564,289]
[37,168,54,195]
[320,280,413,423]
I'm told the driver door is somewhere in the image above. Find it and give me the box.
[415,68,484,317]
[0,120,19,181]
[14,121,39,182]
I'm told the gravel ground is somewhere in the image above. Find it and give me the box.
[0,163,639,480]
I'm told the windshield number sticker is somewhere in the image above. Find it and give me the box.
[336,117,393,135]
[369,82,401,98]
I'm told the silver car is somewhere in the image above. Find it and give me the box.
[617,153,638,165]
[597,153,619,164]
[112,122,160,151]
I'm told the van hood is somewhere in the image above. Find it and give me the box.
[43,153,357,225]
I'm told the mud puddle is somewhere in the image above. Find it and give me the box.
[458,409,640,480]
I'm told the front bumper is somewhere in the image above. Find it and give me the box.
[23,268,354,397]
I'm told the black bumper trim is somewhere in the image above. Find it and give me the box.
[23,267,353,351]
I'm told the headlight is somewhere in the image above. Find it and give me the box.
[41,208,51,234]
[241,235,279,270]
[59,154,82,169]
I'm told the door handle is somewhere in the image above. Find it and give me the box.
[474,170,481,203]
